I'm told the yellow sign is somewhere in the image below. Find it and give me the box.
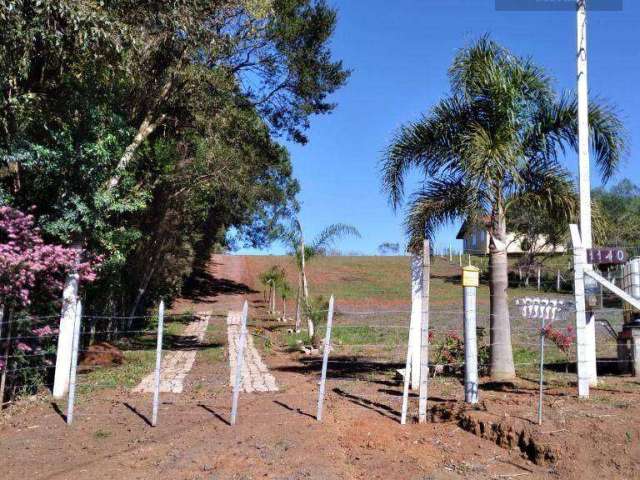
[462,265,480,288]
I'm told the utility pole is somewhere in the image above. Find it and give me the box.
[576,0,597,386]
[577,0,592,250]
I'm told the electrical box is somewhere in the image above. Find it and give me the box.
[462,265,480,288]
[623,258,640,325]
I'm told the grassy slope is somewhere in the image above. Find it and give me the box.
[244,255,571,310]
[245,255,616,376]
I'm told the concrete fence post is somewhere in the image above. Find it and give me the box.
[53,273,80,399]
[409,254,422,389]
[570,225,592,397]
[230,300,249,425]
[151,300,165,427]
[316,295,335,422]
[462,267,479,404]
[418,240,431,423]
[66,300,82,425]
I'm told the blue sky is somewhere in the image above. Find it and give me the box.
[239,0,639,255]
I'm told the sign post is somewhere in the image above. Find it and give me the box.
[462,265,479,404]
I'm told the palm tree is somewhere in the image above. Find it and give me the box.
[284,219,360,337]
[381,36,625,380]
[258,266,286,315]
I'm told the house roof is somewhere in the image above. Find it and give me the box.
[456,216,491,240]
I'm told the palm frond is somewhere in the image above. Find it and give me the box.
[311,223,361,252]
[526,92,627,183]
[507,162,577,226]
[405,177,485,251]
[380,96,473,209]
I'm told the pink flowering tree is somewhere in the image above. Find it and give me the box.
[0,206,97,309]
[0,206,99,385]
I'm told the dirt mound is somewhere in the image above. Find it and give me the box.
[458,409,559,465]
[79,342,124,369]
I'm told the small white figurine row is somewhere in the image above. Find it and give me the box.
[514,297,574,322]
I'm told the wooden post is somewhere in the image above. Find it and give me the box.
[316,295,335,422]
[230,301,249,425]
[66,301,82,425]
[151,300,165,427]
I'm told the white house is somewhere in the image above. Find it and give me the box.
[456,217,566,255]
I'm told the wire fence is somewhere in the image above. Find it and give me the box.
[2,255,640,429]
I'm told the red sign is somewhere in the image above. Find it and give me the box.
[586,248,627,265]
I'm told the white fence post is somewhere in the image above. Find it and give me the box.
[316,295,335,422]
[409,254,422,389]
[400,340,412,425]
[230,300,249,425]
[537,268,541,292]
[570,225,592,397]
[418,240,431,423]
[66,301,82,425]
[151,300,165,427]
[53,273,79,398]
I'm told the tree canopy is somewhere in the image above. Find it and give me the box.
[0,0,349,314]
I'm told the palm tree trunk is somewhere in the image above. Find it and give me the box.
[307,317,315,340]
[282,297,287,321]
[300,238,309,300]
[294,277,302,332]
[489,207,516,380]
[270,284,276,314]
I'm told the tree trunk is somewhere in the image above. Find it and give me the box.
[489,207,516,380]
[294,278,302,332]
[282,298,286,321]
[307,317,315,342]
[128,261,156,321]
[106,113,167,191]
[300,237,309,300]
[270,282,276,314]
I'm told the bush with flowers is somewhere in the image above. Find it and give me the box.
[0,206,99,400]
